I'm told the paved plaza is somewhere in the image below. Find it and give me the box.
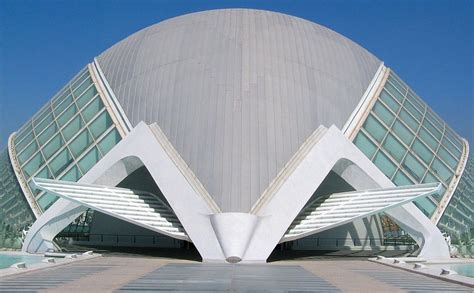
[0,256,472,292]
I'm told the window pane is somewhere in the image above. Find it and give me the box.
[441,136,461,159]
[423,171,443,202]
[382,133,406,162]
[444,128,463,151]
[393,170,413,186]
[78,147,101,174]
[69,129,93,158]
[49,148,73,177]
[373,101,394,126]
[419,127,438,151]
[402,153,425,182]
[403,99,423,121]
[18,141,38,164]
[37,122,58,145]
[387,75,407,93]
[76,86,98,109]
[363,114,387,143]
[89,111,113,139]
[406,90,425,112]
[35,165,52,179]
[399,109,419,132]
[423,119,442,140]
[392,119,414,145]
[38,193,58,211]
[57,103,77,126]
[437,145,458,169]
[82,96,104,122]
[23,152,44,177]
[380,89,400,112]
[33,106,51,124]
[42,133,63,160]
[374,151,397,178]
[34,111,54,135]
[73,77,93,98]
[71,70,89,90]
[15,123,33,144]
[98,128,121,155]
[52,88,71,109]
[384,81,405,102]
[54,94,73,117]
[414,197,437,218]
[412,139,434,164]
[425,109,444,130]
[59,165,82,182]
[15,131,35,153]
[62,116,84,141]
[431,158,453,183]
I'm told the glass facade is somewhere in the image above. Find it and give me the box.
[0,149,35,249]
[438,154,473,242]
[353,71,464,219]
[12,66,122,212]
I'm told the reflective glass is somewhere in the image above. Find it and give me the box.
[363,114,387,143]
[49,148,73,177]
[52,88,71,109]
[392,119,414,145]
[35,165,52,179]
[18,141,38,164]
[34,111,54,135]
[76,86,97,109]
[373,101,395,126]
[425,109,444,130]
[399,109,419,132]
[15,123,33,144]
[42,133,63,160]
[89,111,113,139]
[82,96,104,122]
[71,71,90,91]
[57,103,77,126]
[382,133,406,162]
[62,116,84,141]
[432,158,453,183]
[423,119,442,140]
[69,129,93,158]
[374,151,397,178]
[37,122,58,145]
[414,197,437,218]
[98,128,121,155]
[442,136,461,159]
[78,147,101,174]
[23,152,44,177]
[15,131,35,153]
[444,128,463,151]
[437,145,458,170]
[54,94,73,116]
[419,127,438,151]
[38,193,58,211]
[380,89,400,112]
[73,77,93,97]
[406,90,425,112]
[384,81,405,102]
[403,99,423,121]
[34,106,51,124]
[402,153,425,182]
[393,170,413,186]
[412,139,434,164]
[60,165,82,182]
[387,75,406,93]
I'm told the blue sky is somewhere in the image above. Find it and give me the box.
[0,0,472,150]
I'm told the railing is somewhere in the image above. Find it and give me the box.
[57,233,184,246]
[287,237,417,248]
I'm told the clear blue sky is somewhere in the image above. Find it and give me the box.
[0,0,472,150]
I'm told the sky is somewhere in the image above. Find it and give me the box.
[0,0,472,150]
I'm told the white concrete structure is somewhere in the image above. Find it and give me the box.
[10,9,470,262]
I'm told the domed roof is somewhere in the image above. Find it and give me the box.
[96,9,381,212]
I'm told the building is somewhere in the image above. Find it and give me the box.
[0,9,471,263]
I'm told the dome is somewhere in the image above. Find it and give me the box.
[96,9,381,212]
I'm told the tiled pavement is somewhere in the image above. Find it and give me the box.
[0,257,471,292]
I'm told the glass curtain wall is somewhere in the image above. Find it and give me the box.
[438,154,473,242]
[0,149,35,249]
[353,70,464,219]
[12,66,122,212]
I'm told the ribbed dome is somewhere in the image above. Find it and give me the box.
[96,9,381,212]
